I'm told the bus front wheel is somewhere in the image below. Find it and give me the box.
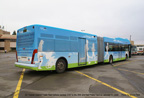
[56,59,66,73]
[125,54,128,60]
[109,56,113,64]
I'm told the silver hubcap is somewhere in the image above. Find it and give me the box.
[57,62,64,70]
[110,58,112,63]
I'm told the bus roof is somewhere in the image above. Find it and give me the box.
[103,37,130,44]
[17,24,130,44]
[17,24,97,38]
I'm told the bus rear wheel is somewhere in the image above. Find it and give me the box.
[56,59,66,73]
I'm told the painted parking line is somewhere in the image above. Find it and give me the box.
[75,70,137,98]
[117,68,144,75]
[13,68,25,98]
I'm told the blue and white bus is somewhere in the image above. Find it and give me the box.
[15,24,131,73]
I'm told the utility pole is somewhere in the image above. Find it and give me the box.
[130,35,131,41]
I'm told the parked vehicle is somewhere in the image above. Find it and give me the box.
[15,24,131,73]
[131,45,137,55]
[137,47,144,55]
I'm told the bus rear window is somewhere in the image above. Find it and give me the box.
[17,32,34,47]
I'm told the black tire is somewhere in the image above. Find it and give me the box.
[125,54,128,60]
[109,56,113,64]
[56,59,66,73]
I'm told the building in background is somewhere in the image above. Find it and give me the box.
[0,29,16,52]
[136,44,144,47]
[130,40,134,46]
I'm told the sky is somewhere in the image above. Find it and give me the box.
[0,0,144,44]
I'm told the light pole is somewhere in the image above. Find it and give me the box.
[130,35,131,41]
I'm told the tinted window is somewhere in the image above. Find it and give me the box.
[139,48,143,51]
[124,45,128,51]
[105,43,128,51]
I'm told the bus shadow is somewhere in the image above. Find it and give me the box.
[68,60,129,72]
[67,62,109,72]
[23,69,57,77]
[22,60,130,76]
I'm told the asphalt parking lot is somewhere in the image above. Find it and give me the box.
[0,52,144,98]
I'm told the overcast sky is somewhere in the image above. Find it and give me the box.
[0,0,144,44]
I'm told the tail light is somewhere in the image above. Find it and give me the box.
[16,51,18,62]
[31,49,38,64]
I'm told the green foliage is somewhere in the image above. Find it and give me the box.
[12,31,16,35]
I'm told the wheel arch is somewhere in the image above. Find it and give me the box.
[126,53,128,59]
[109,54,113,63]
[109,54,113,59]
[56,57,68,69]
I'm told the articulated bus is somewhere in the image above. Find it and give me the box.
[131,45,137,55]
[15,24,131,73]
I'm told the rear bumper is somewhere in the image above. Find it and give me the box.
[15,62,38,71]
[137,53,144,55]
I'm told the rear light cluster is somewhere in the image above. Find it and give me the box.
[16,49,38,64]
[31,49,38,64]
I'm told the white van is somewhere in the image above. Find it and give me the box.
[137,47,144,55]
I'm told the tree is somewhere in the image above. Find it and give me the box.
[12,31,16,35]
[2,26,4,29]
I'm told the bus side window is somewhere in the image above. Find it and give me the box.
[124,45,128,51]
[70,36,78,52]
[109,43,114,51]
[70,41,78,52]
[38,39,54,52]
[105,42,114,51]
[113,44,119,51]
[55,40,70,52]
[122,45,125,51]
[105,42,108,51]
[119,44,122,51]
[88,40,97,52]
